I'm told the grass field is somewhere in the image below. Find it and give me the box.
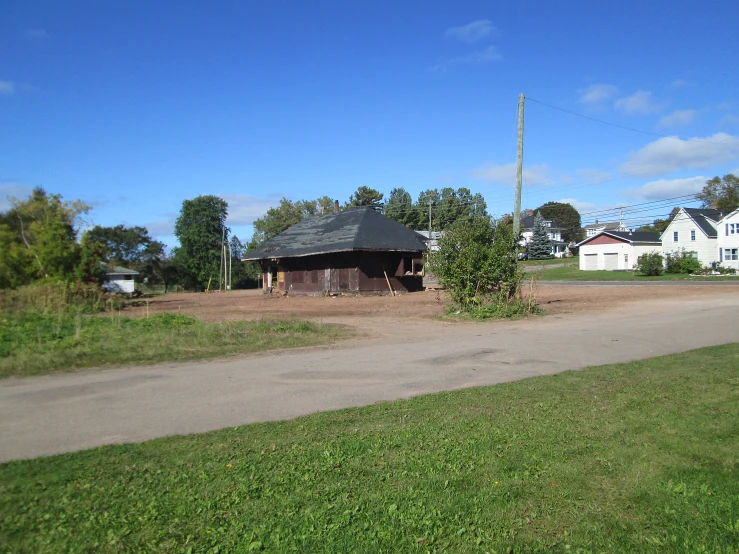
[535,265,739,281]
[1,344,737,552]
[0,312,349,379]
[520,257,578,267]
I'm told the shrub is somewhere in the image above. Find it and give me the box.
[0,280,121,315]
[635,251,664,276]
[430,216,536,318]
[665,249,703,274]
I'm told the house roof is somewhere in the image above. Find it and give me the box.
[242,207,428,261]
[577,230,661,247]
[717,208,739,224]
[583,221,622,230]
[520,215,562,230]
[681,207,726,238]
[100,262,139,275]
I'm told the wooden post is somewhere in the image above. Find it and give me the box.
[513,93,525,238]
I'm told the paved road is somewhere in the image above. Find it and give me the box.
[2,294,738,462]
[539,280,739,286]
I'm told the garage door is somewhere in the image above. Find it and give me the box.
[603,253,618,270]
[583,253,598,270]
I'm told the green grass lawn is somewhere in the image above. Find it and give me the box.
[520,256,578,267]
[535,265,739,281]
[0,312,349,379]
[2,344,738,552]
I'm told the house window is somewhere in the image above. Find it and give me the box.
[673,231,678,242]
[624,253,628,265]
[731,223,737,235]
[725,248,739,261]
[690,229,696,241]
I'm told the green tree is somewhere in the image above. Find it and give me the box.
[0,188,92,286]
[385,187,415,227]
[696,174,739,212]
[527,212,552,260]
[346,186,383,208]
[534,202,582,244]
[430,215,523,310]
[174,195,229,290]
[85,225,165,267]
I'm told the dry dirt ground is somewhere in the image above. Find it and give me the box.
[125,283,738,328]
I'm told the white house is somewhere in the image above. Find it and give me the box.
[520,215,568,257]
[101,263,139,294]
[577,231,661,271]
[583,220,628,238]
[660,207,726,267]
[716,208,739,269]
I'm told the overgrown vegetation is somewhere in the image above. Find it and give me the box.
[430,216,537,318]
[635,251,664,276]
[1,344,737,552]
[0,310,347,379]
[665,249,703,274]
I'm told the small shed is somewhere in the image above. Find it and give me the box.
[101,263,139,294]
[577,231,661,271]
[242,207,428,295]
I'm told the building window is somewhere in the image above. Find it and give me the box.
[624,253,628,265]
[673,231,678,242]
[725,248,739,261]
[690,229,696,241]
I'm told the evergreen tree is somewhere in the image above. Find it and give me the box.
[527,212,552,260]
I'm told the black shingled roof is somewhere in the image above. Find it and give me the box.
[242,208,427,260]
[577,230,661,246]
[520,215,563,230]
[682,207,726,238]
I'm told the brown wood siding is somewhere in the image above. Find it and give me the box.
[269,251,423,295]
[585,234,627,245]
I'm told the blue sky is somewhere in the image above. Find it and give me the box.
[2,0,738,247]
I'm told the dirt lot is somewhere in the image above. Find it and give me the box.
[126,284,738,326]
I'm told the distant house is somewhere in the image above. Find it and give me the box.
[584,220,629,238]
[242,207,427,295]
[415,230,442,252]
[577,231,661,271]
[716,208,739,269]
[520,215,568,258]
[101,263,139,294]
[660,207,726,267]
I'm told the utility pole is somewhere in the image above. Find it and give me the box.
[428,201,432,240]
[513,93,525,237]
[219,227,225,291]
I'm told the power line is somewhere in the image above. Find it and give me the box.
[525,96,733,145]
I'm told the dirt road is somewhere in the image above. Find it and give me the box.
[2,285,738,462]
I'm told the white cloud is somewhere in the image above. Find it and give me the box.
[0,81,15,95]
[557,198,597,211]
[614,90,661,115]
[25,28,49,40]
[671,79,693,89]
[221,193,286,226]
[577,84,618,105]
[622,176,707,200]
[719,114,739,127]
[0,182,33,211]
[620,133,739,177]
[433,45,501,71]
[473,162,553,186]
[657,109,697,128]
[445,20,497,43]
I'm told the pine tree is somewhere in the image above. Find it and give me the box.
[527,212,552,260]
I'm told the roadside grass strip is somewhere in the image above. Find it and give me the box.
[1,344,738,552]
[536,265,739,281]
[0,312,348,379]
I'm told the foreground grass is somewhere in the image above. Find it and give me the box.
[2,345,738,552]
[0,312,348,379]
[536,265,739,281]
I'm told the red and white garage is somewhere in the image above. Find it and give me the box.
[577,231,661,271]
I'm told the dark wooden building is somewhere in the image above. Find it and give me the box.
[242,207,427,295]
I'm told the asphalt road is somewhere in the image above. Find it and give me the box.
[2,294,738,462]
